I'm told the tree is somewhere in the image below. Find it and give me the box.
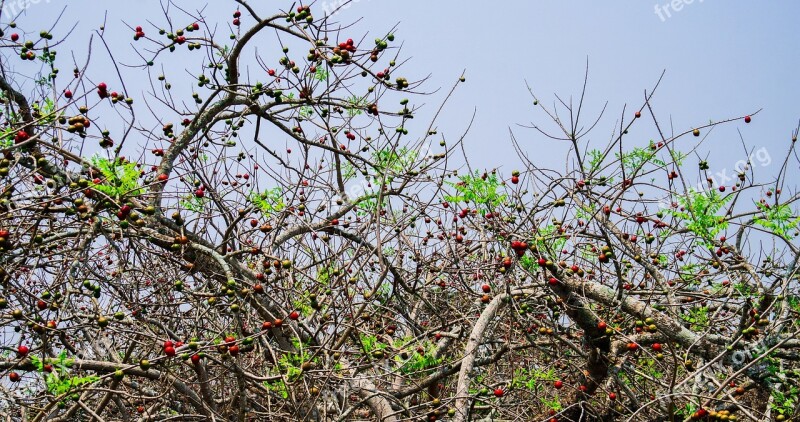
[0,2,799,421]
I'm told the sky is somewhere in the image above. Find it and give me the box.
[7,0,800,180]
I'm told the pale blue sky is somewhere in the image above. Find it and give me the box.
[9,1,800,176]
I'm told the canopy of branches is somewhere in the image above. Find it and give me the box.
[0,2,798,421]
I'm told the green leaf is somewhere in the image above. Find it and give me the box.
[248,188,285,216]
[89,155,143,199]
[666,189,732,246]
[180,195,208,212]
[346,95,368,116]
[314,67,329,82]
[443,170,507,214]
[754,202,799,240]
[585,149,604,173]
[30,355,43,372]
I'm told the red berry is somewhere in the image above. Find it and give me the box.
[481,284,491,293]
[493,388,504,398]
[744,115,751,123]
[228,345,240,356]
[609,392,617,401]
[164,346,176,356]
[17,345,29,357]
[14,130,28,143]
[190,354,200,363]
[10,33,19,42]
[289,311,300,320]
[192,23,200,30]
[554,380,563,389]
[635,111,641,118]
[597,321,607,330]
[97,82,107,91]
[652,343,662,352]
[232,18,240,26]
[64,90,72,99]
[9,372,20,382]
[163,340,173,348]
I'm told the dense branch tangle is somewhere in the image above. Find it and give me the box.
[0,1,799,421]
